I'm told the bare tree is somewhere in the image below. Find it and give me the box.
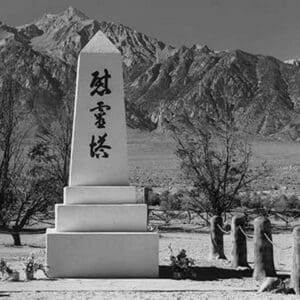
[166,99,270,258]
[3,164,55,245]
[29,92,73,201]
[0,74,54,245]
[0,75,23,227]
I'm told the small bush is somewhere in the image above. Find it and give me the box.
[160,191,182,211]
[241,192,300,213]
[169,245,196,280]
[144,186,160,206]
[274,194,300,210]
[240,192,274,215]
[241,193,264,209]
[286,195,300,209]
[148,192,160,206]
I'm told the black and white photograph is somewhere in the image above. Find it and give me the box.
[0,0,300,299]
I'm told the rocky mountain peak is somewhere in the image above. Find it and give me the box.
[17,23,43,40]
[30,7,101,64]
[60,6,89,21]
[285,58,300,67]
[191,44,212,54]
[29,7,174,71]
[0,22,30,46]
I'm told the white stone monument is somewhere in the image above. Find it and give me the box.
[46,31,159,278]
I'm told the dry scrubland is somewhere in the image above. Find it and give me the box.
[127,129,300,193]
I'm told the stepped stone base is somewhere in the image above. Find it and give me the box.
[55,204,147,232]
[46,229,159,278]
[64,186,137,204]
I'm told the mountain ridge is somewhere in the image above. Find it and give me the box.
[0,6,300,140]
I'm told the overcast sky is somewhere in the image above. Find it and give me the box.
[0,0,299,60]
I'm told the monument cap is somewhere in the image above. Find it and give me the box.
[81,30,120,54]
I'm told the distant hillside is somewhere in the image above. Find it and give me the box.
[1,6,300,140]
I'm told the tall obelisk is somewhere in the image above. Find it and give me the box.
[46,31,158,278]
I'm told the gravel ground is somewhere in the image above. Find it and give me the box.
[0,231,296,299]
[1,291,299,300]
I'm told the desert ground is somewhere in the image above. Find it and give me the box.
[0,228,298,299]
[0,129,300,299]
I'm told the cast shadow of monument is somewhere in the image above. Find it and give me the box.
[159,265,253,281]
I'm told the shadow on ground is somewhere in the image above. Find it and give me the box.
[159,265,253,281]
[160,266,291,282]
[0,293,10,297]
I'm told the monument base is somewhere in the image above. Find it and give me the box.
[55,204,147,232]
[46,229,159,278]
